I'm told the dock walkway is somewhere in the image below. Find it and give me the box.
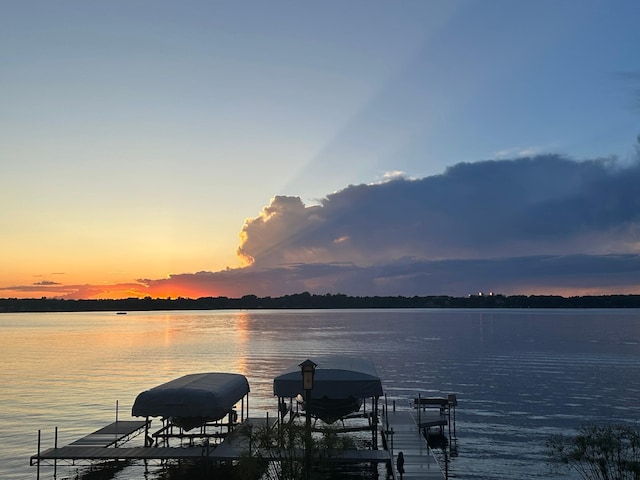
[68,420,149,447]
[383,410,446,480]
[33,412,451,479]
[31,418,271,466]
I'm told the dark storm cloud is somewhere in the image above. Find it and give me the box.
[14,153,638,299]
[238,155,640,269]
[138,254,640,298]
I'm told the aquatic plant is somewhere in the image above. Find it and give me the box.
[236,418,356,480]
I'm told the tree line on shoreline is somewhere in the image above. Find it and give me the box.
[2,292,640,313]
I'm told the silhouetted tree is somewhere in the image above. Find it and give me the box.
[547,424,640,480]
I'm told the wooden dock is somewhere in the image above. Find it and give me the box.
[383,410,447,480]
[32,418,274,466]
[32,401,454,479]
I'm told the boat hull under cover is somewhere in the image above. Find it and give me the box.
[308,396,363,424]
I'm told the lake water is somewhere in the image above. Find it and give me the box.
[1,308,639,479]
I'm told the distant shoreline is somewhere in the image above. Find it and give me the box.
[2,292,640,313]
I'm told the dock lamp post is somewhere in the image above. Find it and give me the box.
[299,359,317,479]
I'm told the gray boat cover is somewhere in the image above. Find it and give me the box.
[273,356,383,399]
[132,373,249,420]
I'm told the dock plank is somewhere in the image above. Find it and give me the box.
[35,446,209,461]
[69,420,149,447]
[384,410,446,480]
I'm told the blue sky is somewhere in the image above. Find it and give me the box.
[1,1,639,298]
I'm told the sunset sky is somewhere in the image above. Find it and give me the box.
[2,1,640,300]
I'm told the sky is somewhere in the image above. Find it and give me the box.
[1,1,640,300]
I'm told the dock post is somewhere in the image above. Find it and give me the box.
[54,426,58,477]
[384,394,390,431]
[445,449,449,479]
[144,417,151,446]
[453,402,456,437]
[448,394,457,438]
[115,400,120,446]
[373,396,379,449]
[36,429,41,480]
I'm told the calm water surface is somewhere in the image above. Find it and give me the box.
[1,309,639,479]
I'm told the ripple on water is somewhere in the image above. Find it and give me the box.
[3,309,640,480]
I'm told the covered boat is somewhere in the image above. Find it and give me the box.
[132,372,250,431]
[273,356,383,424]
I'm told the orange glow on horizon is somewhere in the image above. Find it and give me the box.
[0,282,221,301]
[2,271,639,300]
